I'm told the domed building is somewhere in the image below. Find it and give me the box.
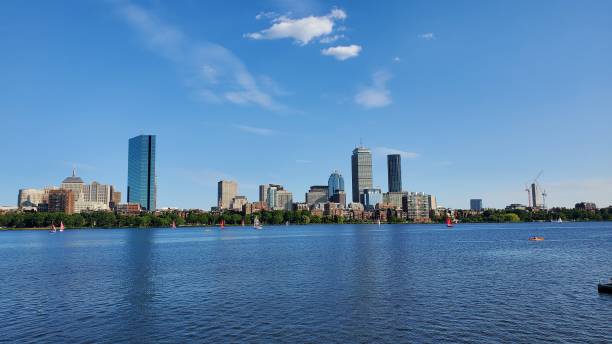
[60,169,84,201]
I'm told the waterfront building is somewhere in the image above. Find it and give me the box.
[324,202,343,217]
[276,190,293,211]
[61,169,84,202]
[217,180,238,209]
[17,188,45,208]
[361,188,382,210]
[127,134,157,211]
[110,186,121,209]
[506,204,527,211]
[83,181,112,205]
[575,202,597,211]
[387,154,402,192]
[428,195,437,212]
[116,203,142,215]
[230,196,248,211]
[402,192,431,221]
[74,200,110,213]
[351,146,373,203]
[328,171,345,199]
[306,186,328,206]
[259,184,284,203]
[293,202,310,211]
[330,191,346,208]
[48,189,74,214]
[470,199,483,211]
[383,191,405,210]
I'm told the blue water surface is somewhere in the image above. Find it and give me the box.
[1,222,611,343]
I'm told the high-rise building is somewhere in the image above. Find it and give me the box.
[259,184,284,203]
[267,186,278,209]
[61,169,84,201]
[361,188,382,210]
[383,192,405,209]
[470,199,483,211]
[306,185,328,206]
[351,146,373,203]
[217,180,238,209]
[17,188,45,207]
[330,191,347,208]
[403,192,431,221]
[48,189,74,214]
[230,195,248,211]
[387,154,402,192]
[83,181,112,205]
[276,190,293,211]
[127,135,156,211]
[328,171,345,199]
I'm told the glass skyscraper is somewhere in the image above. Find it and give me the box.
[387,154,402,192]
[127,135,156,211]
[328,170,345,198]
[351,146,373,203]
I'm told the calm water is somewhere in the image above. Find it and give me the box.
[1,223,611,343]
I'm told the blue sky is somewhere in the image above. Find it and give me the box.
[1,0,611,209]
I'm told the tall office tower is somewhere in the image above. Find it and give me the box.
[275,190,293,211]
[387,154,402,192]
[48,189,75,214]
[267,186,278,209]
[61,169,84,201]
[127,134,156,211]
[259,184,270,203]
[470,199,483,211]
[82,181,112,204]
[305,186,329,206]
[217,180,238,209]
[328,170,345,199]
[351,146,373,203]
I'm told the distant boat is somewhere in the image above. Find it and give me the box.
[220,218,225,229]
[241,219,245,227]
[285,221,289,226]
[254,216,263,230]
[598,278,612,294]
[50,223,57,233]
[446,217,454,228]
[377,218,381,226]
[557,217,563,223]
[529,236,544,241]
[59,221,65,232]
[171,221,176,229]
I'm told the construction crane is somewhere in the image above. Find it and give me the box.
[524,184,532,208]
[531,170,546,210]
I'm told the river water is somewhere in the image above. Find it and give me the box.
[1,222,611,343]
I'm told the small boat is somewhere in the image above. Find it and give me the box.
[59,222,65,232]
[220,218,225,229]
[446,217,453,228]
[285,221,289,226]
[529,236,544,241]
[241,219,245,227]
[557,217,563,223]
[253,216,263,230]
[598,279,612,294]
[377,218,381,226]
[171,221,176,229]
[50,223,57,233]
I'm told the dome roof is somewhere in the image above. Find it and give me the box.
[62,169,84,184]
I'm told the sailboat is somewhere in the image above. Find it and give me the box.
[377,218,381,226]
[59,221,65,232]
[220,218,225,229]
[446,217,454,228]
[557,217,563,223]
[171,221,176,229]
[50,223,57,233]
[253,216,263,230]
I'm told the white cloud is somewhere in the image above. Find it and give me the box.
[245,9,347,45]
[393,56,401,62]
[373,147,419,159]
[418,32,435,40]
[321,44,362,61]
[117,2,284,111]
[319,34,344,44]
[235,125,276,136]
[354,71,392,108]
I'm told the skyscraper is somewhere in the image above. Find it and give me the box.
[328,170,345,198]
[351,146,373,203]
[470,199,483,211]
[127,134,156,211]
[218,180,238,209]
[387,154,402,192]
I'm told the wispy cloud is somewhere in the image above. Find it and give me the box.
[116,2,284,111]
[355,70,392,108]
[245,8,347,45]
[321,44,362,61]
[373,147,419,159]
[393,56,401,62]
[235,125,276,136]
[418,32,435,40]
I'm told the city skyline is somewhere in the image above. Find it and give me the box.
[1,1,612,209]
